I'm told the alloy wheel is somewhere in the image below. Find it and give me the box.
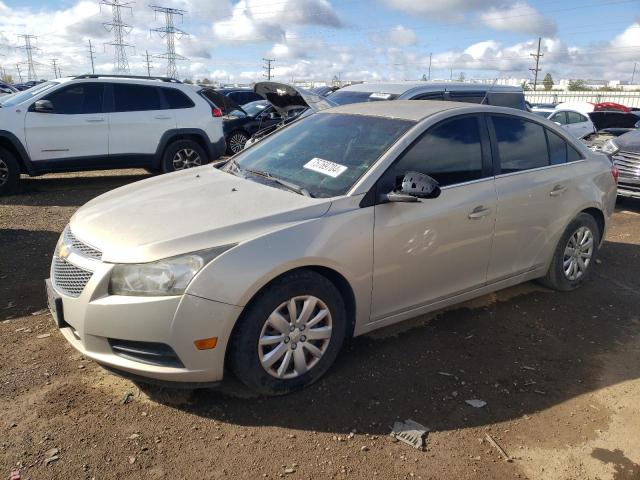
[563,226,594,281]
[258,295,333,379]
[229,133,248,153]
[172,148,202,170]
[0,157,8,186]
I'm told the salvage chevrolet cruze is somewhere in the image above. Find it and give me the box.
[47,101,617,395]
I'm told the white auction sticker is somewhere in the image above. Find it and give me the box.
[303,158,348,178]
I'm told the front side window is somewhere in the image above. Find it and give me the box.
[392,116,485,187]
[492,116,549,173]
[0,81,58,107]
[549,111,568,125]
[42,83,104,114]
[224,113,413,198]
[113,84,162,112]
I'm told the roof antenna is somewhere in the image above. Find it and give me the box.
[481,78,499,105]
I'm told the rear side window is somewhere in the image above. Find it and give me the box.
[567,111,587,124]
[546,130,568,165]
[162,88,195,109]
[393,116,484,187]
[43,83,104,114]
[487,91,525,110]
[492,116,549,173]
[446,91,486,104]
[549,111,568,125]
[113,84,162,112]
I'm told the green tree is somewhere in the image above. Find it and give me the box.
[1,73,14,83]
[183,78,193,84]
[457,72,466,82]
[201,78,211,85]
[543,73,554,91]
[521,80,531,91]
[567,79,590,91]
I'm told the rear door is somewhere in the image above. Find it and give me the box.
[24,82,108,161]
[487,114,585,282]
[107,83,176,158]
[566,111,593,138]
[371,114,497,321]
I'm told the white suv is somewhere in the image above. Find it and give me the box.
[0,75,225,194]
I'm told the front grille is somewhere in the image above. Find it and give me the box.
[52,257,93,297]
[65,228,102,260]
[614,151,640,180]
[619,181,640,193]
[108,339,184,368]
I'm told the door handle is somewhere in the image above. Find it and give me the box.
[549,184,567,197]
[85,118,105,123]
[468,206,491,219]
[154,115,172,120]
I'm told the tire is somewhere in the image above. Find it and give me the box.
[161,140,207,173]
[226,131,249,155]
[0,146,20,195]
[229,270,347,396]
[539,213,600,291]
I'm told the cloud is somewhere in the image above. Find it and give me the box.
[384,0,502,21]
[388,25,417,47]
[481,2,556,36]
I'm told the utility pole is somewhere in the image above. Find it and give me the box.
[150,5,189,79]
[88,39,96,74]
[428,52,432,81]
[144,50,153,76]
[262,58,275,80]
[632,62,637,85]
[15,64,23,82]
[529,37,543,91]
[100,0,134,74]
[17,34,38,81]
[51,58,59,78]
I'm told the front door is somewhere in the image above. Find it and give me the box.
[24,82,108,162]
[371,115,497,321]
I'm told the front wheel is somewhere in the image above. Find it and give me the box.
[229,270,347,395]
[0,146,20,196]
[162,140,207,173]
[226,131,249,155]
[539,213,600,291]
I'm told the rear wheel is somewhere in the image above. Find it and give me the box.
[226,131,249,155]
[0,146,20,195]
[162,140,207,173]
[539,213,600,291]
[229,270,347,395]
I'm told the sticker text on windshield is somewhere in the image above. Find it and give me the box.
[304,158,348,178]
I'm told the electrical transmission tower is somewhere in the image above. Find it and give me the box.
[15,64,23,82]
[150,5,188,79]
[17,34,39,81]
[51,58,60,78]
[88,39,96,74]
[262,58,275,80]
[100,0,134,74]
[144,50,153,76]
[529,37,543,91]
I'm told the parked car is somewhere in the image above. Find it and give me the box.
[12,80,46,91]
[47,100,616,395]
[199,87,263,115]
[0,82,18,96]
[222,100,288,154]
[328,81,527,110]
[588,110,640,136]
[0,74,225,194]
[600,129,640,198]
[310,86,337,97]
[539,109,596,139]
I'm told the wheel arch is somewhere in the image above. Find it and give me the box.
[0,131,32,175]
[580,207,605,243]
[155,128,213,169]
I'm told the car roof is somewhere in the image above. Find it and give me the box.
[319,100,475,121]
[338,81,521,95]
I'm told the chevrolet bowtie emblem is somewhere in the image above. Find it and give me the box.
[58,242,71,259]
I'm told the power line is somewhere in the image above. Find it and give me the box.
[88,39,96,74]
[144,49,153,77]
[17,34,39,82]
[100,0,134,74]
[262,58,275,80]
[150,5,189,79]
[529,37,543,90]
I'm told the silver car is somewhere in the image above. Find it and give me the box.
[46,101,617,395]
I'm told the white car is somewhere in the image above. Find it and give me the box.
[0,74,226,195]
[532,107,596,139]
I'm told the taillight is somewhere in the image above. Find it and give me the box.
[611,164,619,184]
[212,107,223,117]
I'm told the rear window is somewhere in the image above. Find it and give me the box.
[162,88,195,109]
[492,116,549,173]
[113,84,162,112]
[327,90,395,105]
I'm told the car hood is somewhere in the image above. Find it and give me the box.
[254,81,336,116]
[70,166,332,263]
[614,129,640,153]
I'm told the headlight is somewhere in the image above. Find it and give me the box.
[109,245,235,296]
[600,139,619,155]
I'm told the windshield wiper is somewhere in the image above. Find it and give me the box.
[243,168,313,197]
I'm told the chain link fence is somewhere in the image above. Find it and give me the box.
[525,91,640,108]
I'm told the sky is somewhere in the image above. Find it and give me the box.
[0,0,638,84]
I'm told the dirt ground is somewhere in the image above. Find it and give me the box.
[1,170,640,480]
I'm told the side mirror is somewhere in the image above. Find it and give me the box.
[554,121,561,126]
[387,171,440,203]
[32,100,54,113]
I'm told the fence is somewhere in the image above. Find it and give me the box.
[525,91,640,108]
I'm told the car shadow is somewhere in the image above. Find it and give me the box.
[140,239,640,436]
[0,171,151,208]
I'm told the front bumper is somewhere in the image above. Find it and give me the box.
[613,151,640,198]
[47,256,243,384]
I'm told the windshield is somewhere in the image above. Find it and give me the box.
[0,81,59,107]
[223,113,413,198]
[328,90,395,106]
[243,100,269,116]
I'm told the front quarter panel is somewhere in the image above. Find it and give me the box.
[186,195,374,333]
